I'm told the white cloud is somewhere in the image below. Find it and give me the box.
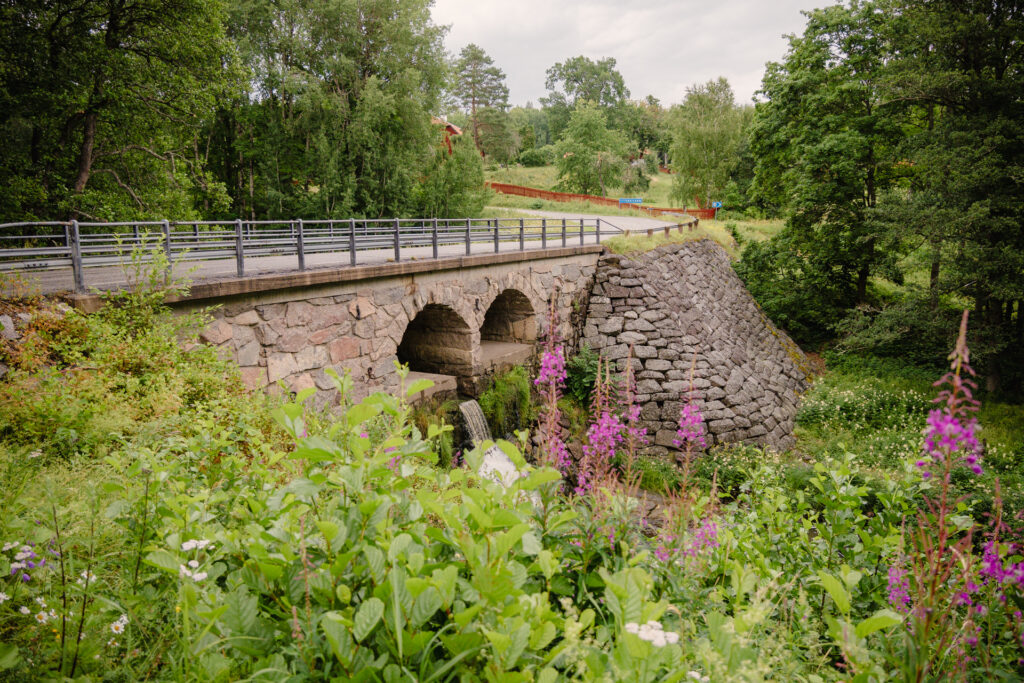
[432,0,825,106]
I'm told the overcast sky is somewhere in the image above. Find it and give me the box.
[431,0,828,107]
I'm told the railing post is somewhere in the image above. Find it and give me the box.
[519,218,524,250]
[465,218,471,255]
[393,218,401,262]
[296,219,306,270]
[541,219,546,248]
[349,219,357,266]
[162,219,172,282]
[561,218,566,247]
[580,218,585,245]
[234,218,245,277]
[432,218,439,259]
[596,218,601,243]
[70,220,85,292]
[493,219,499,253]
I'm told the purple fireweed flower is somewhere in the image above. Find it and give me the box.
[577,411,625,495]
[534,346,567,387]
[887,563,912,613]
[673,401,706,450]
[683,519,719,558]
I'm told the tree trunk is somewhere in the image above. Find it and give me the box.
[72,111,97,193]
[856,264,869,303]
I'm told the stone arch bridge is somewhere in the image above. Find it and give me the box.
[131,246,602,404]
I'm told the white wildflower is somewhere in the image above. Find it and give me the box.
[19,606,30,615]
[34,611,49,624]
[28,450,41,459]
[0,592,8,604]
[34,596,46,607]
[192,572,208,582]
[624,622,640,634]
[188,560,199,569]
[110,621,124,635]
[2,542,17,552]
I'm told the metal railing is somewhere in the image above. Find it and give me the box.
[0,216,625,292]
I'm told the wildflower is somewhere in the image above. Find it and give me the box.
[2,541,17,551]
[187,560,199,569]
[35,611,49,624]
[673,401,706,450]
[534,345,567,387]
[19,606,30,615]
[34,596,46,607]
[110,621,125,635]
[77,570,95,587]
[107,639,117,648]
[181,539,212,552]
[624,619,679,647]
[887,563,911,613]
[0,592,7,604]
[687,673,710,683]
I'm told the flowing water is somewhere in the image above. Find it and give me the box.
[458,399,523,488]
[458,399,492,444]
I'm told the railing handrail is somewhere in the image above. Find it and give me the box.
[0,216,688,294]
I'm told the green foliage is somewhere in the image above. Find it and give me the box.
[565,345,600,405]
[669,78,751,209]
[478,366,535,439]
[518,147,552,167]
[0,0,237,220]
[541,55,629,140]
[414,132,487,218]
[554,103,630,197]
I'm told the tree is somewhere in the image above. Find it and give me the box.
[750,3,903,304]
[415,129,486,218]
[878,0,1024,392]
[451,44,509,151]
[554,103,628,197]
[668,78,749,209]
[541,56,629,140]
[0,0,236,220]
[211,0,448,219]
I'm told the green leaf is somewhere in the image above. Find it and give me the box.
[818,571,851,614]
[406,378,434,397]
[353,597,385,642]
[410,587,442,628]
[347,402,382,428]
[0,643,19,671]
[322,611,354,665]
[493,524,530,558]
[855,609,903,638]
[143,550,181,575]
[520,532,541,556]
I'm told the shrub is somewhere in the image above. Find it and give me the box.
[565,344,600,405]
[478,366,534,439]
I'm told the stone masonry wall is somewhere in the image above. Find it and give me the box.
[580,239,811,453]
[191,254,598,405]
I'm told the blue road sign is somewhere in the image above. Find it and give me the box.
[712,201,723,208]
[618,198,642,204]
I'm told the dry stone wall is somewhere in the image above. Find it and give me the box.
[581,239,811,453]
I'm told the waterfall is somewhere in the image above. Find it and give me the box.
[458,399,492,444]
[458,399,523,488]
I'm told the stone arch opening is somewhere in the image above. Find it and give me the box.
[481,289,537,343]
[479,289,536,376]
[397,304,473,397]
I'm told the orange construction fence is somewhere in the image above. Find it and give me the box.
[485,182,717,221]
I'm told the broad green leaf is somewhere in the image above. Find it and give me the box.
[818,571,851,614]
[143,550,181,575]
[520,532,541,556]
[493,524,530,558]
[347,402,382,428]
[406,378,434,397]
[0,643,19,671]
[353,597,385,642]
[321,612,354,664]
[410,587,442,628]
[855,609,903,638]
